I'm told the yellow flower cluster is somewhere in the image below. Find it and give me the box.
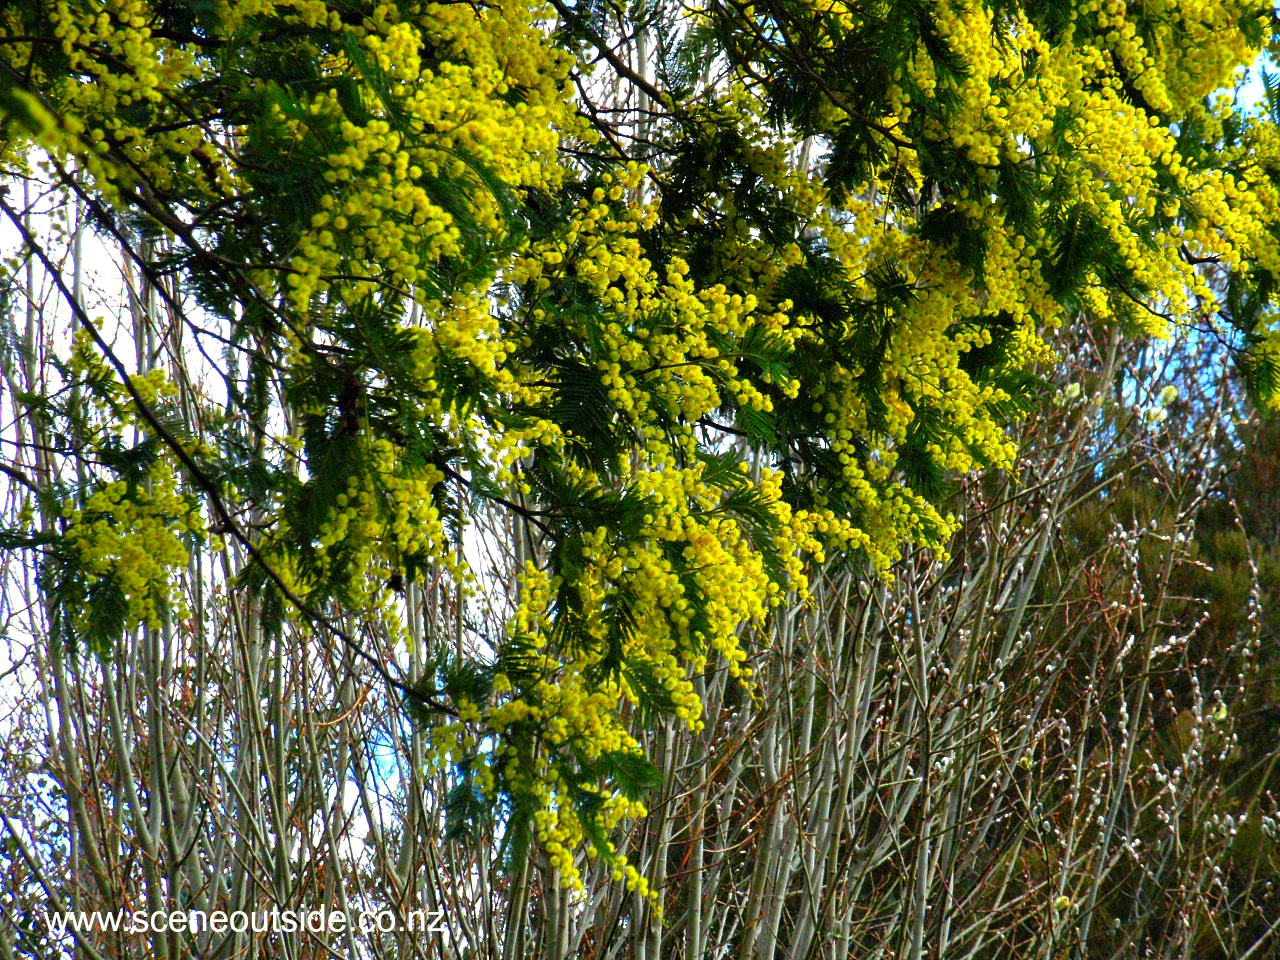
[262,432,452,609]
[675,0,1280,576]
[63,471,202,634]
[436,644,656,899]
[60,333,204,637]
[277,0,576,316]
[19,0,225,203]
[898,0,1271,334]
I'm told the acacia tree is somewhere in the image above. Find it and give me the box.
[1,0,1279,955]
